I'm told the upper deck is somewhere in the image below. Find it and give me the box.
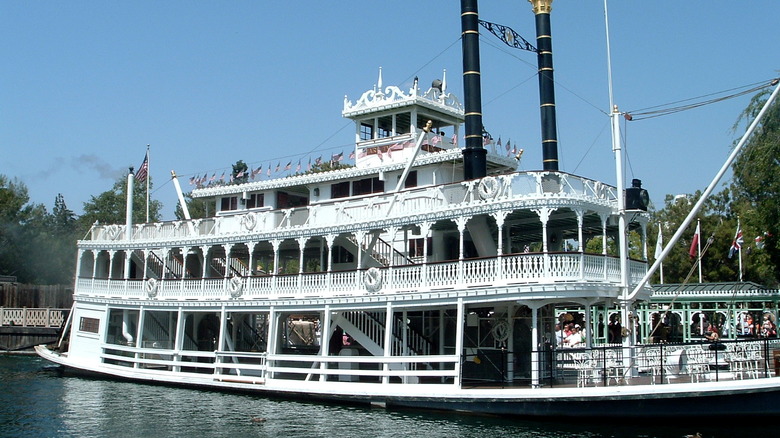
[84,170,619,248]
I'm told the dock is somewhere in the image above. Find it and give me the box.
[0,308,69,351]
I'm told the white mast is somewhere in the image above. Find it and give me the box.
[604,0,633,355]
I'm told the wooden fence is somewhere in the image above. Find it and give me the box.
[0,283,73,308]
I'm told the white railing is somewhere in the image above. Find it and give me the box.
[85,171,618,243]
[100,343,457,383]
[76,253,646,301]
[0,308,69,327]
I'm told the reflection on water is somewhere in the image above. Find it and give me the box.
[0,355,773,438]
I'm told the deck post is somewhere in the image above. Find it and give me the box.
[320,305,331,381]
[135,306,145,368]
[531,305,540,387]
[173,307,184,372]
[383,301,393,384]
[454,298,465,387]
[266,306,277,379]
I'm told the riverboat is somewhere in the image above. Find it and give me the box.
[36,0,780,418]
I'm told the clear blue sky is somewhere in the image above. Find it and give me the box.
[2,1,778,220]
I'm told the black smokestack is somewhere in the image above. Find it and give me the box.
[461,0,487,180]
[530,0,559,171]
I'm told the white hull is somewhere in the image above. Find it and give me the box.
[35,342,780,418]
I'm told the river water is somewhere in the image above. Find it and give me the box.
[0,354,771,438]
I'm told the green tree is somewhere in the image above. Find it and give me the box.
[175,192,211,220]
[645,189,767,285]
[0,176,74,284]
[300,160,353,175]
[730,84,780,286]
[232,160,249,185]
[80,175,162,231]
[42,194,80,284]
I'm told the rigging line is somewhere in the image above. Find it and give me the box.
[621,117,635,180]
[630,80,773,113]
[401,37,462,87]
[626,80,776,121]
[150,178,172,196]
[482,73,537,107]
[295,120,354,161]
[628,88,763,121]
[481,34,609,118]
[571,120,609,174]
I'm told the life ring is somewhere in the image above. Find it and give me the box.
[145,278,159,298]
[477,176,499,200]
[491,319,510,343]
[364,267,383,293]
[229,275,244,298]
[241,213,257,231]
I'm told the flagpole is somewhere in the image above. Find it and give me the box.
[697,218,702,283]
[659,227,664,284]
[146,144,150,223]
[655,222,664,284]
[737,217,743,282]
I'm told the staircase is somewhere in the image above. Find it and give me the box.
[341,233,414,268]
[332,310,433,382]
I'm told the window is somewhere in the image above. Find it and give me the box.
[404,171,417,189]
[79,317,100,333]
[220,196,238,211]
[377,115,393,138]
[409,237,432,258]
[332,245,354,264]
[352,177,385,196]
[246,193,264,209]
[331,181,350,199]
[360,123,373,141]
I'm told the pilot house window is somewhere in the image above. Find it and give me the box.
[220,196,238,211]
[246,193,264,209]
[360,123,373,141]
[352,177,384,196]
[331,181,350,199]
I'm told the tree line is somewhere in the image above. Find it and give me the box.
[1,88,778,287]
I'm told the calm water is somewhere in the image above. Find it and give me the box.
[0,355,771,438]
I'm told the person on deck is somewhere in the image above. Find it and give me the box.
[564,326,584,348]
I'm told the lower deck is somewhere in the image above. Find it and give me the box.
[58,297,780,392]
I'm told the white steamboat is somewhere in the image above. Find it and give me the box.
[37,0,780,418]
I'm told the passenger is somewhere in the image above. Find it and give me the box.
[564,326,584,348]
[762,316,777,337]
[706,325,726,351]
[705,325,719,342]
[554,324,565,347]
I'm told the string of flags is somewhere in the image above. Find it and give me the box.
[186,132,520,188]
[187,150,353,188]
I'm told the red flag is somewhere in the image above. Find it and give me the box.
[689,222,700,259]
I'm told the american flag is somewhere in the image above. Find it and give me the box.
[135,152,149,182]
